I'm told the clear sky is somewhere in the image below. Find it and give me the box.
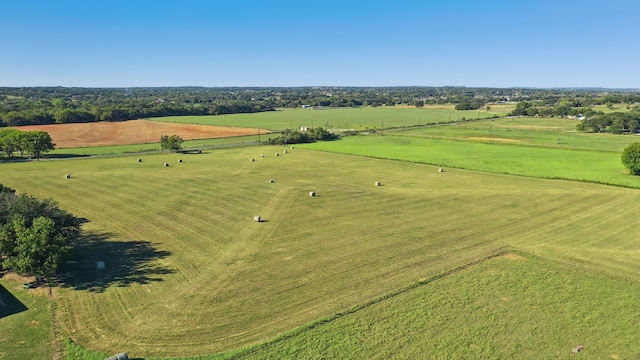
[1,0,638,88]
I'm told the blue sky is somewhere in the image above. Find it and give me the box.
[1,0,638,88]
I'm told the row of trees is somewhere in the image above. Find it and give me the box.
[267,127,339,145]
[0,128,55,159]
[0,185,82,283]
[508,101,608,118]
[4,87,640,127]
[0,100,271,127]
[576,112,640,134]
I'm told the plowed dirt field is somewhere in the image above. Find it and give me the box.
[16,120,261,148]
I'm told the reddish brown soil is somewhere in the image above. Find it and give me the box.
[15,120,261,148]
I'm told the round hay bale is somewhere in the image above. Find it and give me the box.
[198,150,202,154]
[275,153,280,156]
[253,215,261,222]
[65,174,71,179]
[250,158,255,162]
[269,179,275,183]
[137,158,142,162]
[164,163,170,167]
[261,154,265,157]
[374,181,381,186]
[291,146,295,149]
[178,159,183,163]
[438,168,445,173]
[284,150,288,154]
[309,191,316,197]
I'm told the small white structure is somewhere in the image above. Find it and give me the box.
[106,353,129,360]
[96,261,105,271]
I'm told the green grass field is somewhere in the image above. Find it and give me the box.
[2,113,640,359]
[0,280,54,360]
[388,117,640,152]
[1,144,640,358]
[50,134,265,156]
[300,133,640,188]
[236,253,640,359]
[148,107,497,131]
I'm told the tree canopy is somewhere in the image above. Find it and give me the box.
[3,87,640,127]
[621,142,640,175]
[160,134,184,153]
[0,185,81,283]
[0,128,55,159]
[267,127,338,145]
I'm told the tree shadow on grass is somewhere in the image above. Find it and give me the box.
[57,231,175,293]
[0,283,28,319]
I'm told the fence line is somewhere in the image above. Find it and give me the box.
[505,245,638,284]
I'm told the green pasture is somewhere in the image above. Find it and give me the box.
[50,135,265,156]
[147,107,497,131]
[1,146,640,358]
[300,135,640,188]
[388,117,640,152]
[0,280,54,360]
[240,253,640,359]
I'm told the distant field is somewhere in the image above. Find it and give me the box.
[148,107,498,131]
[1,146,640,358]
[301,134,640,188]
[389,117,640,152]
[15,120,260,148]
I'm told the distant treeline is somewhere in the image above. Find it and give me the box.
[2,86,640,127]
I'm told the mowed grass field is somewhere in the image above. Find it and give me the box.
[0,279,54,360]
[148,107,497,131]
[239,253,640,359]
[2,143,640,358]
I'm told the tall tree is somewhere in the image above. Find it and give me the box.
[621,141,640,175]
[0,217,69,283]
[0,128,21,158]
[23,131,55,160]
[0,191,80,283]
[160,134,184,153]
